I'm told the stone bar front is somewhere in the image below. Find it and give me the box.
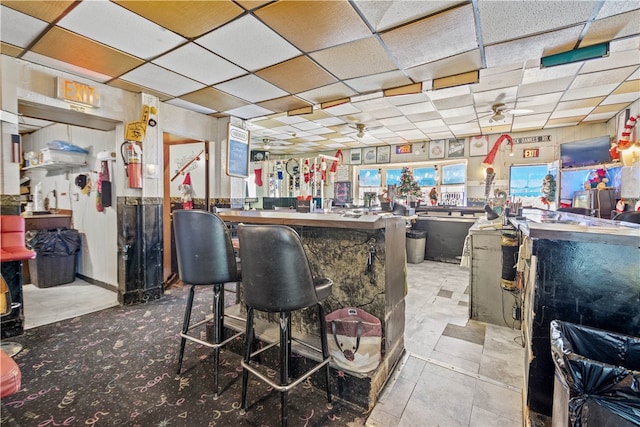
[217,210,407,410]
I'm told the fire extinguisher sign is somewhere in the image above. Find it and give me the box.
[227,123,250,178]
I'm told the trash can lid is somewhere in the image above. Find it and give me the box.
[406,230,427,238]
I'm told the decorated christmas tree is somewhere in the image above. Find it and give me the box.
[396,167,423,202]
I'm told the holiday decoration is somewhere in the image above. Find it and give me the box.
[254,162,263,187]
[429,187,438,205]
[179,172,194,210]
[321,157,327,182]
[329,150,343,181]
[483,134,513,168]
[540,173,556,207]
[585,168,609,189]
[396,167,423,203]
[484,167,496,200]
[618,115,638,150]
[303,159,310,183]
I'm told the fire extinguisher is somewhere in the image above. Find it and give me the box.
[121,141,142,188]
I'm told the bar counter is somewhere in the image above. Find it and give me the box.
[217,209,407,410]
[508,209,639,422]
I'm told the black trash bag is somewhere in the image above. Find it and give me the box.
[26,228,81,256]
[550,320,640,426]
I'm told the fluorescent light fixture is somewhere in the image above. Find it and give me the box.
[432,70,479,90]
[541,43,609,68]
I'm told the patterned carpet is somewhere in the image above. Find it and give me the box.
[0,285,367,426]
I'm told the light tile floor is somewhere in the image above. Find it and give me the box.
[366,260,524,427]
[21,261,524,426]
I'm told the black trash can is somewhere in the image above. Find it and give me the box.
[550,320,640,427]
[27,228,81,288]
[406,230,427,264]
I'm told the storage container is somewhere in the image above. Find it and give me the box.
[40,148,87,166]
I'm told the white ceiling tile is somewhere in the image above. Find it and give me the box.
[518,76,574,97]
[430,94,474,110]
[484,26,583,68]
[323,103,362,117]
[426,131,454,139]
[439,106,475,118]
[121,63,205,97]
[473,70,522,93]
[273,116,307,125]
[386,93,431,107]
[215,75,288,103]
[0,6,49,48]
[479,1,596,44]
[404,50,482,82]
[562,84,620,101]
[550,108,593,119]
[397,102,436,115]
[379,115,411,126]
[517,93,564,109]
[473,87,519,110]
[291,121,323,131]
[344,71,412,93]
[396,129,428,141]
[427,85,471,100]
[449,123,481,136]
[21,52,113,83]
[315,117,347,126]
[596,1,640,19]
[610,35,640,52]
[414,119,449,132]
[165,98,217,114]
[58,1,186,59]
[153,43,246,85]
[196,15,300,72]
[354,0,462,32]
[224,104,274,120]
[522,63,582,84]
[583,112,617,122]
[573,65,637,87]
[600,92,640,105]
[512,115,550,130]
[297,83,358,105]
[579,50,640,74]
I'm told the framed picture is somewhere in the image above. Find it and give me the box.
[429,140,445,159]
[350,148,362,165]
[334,181,351,206]
[363,147,377,164]
[616,108,630,139]
[469,135,488,157]
[376,145,391,163]
[447,138,465,158]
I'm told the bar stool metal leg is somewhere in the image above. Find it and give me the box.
[177,285,196,373]
[318,303,332,406]
[280,311,290,426]
[240,307,254,414]
[212,283,224,397]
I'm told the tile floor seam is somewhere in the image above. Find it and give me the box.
[406,351,522,394]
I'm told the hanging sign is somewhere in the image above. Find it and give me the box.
[523,148,540,158]
[513,135,551,144]
[56,77,100,108]
[226,123,250,178]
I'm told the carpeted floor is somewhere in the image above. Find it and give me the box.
[1,285,367,426]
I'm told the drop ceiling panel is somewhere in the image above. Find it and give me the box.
[108,79,173,101]
[522,63,582,84]
[591,102,631,114]
[114,1,244,39]
[518,77,574,97]
[180,87,248,112]
[579,50,640,73]
[57,1,186,60]
[165,98,216,115]
[484,26,583,68]
[405,50,482,82]
[430,94,474,110]
[310,37,399,80]
[255,1,372,52]
[257,96,312,115]
[581,9,640,47]
[31,27,144,78]
[479,1,595,44]
[255,56,337,94]
[613,79,640,94]
[121,63,204,97]
[0,6,49,48]
[153,43,246,86]
[196,15,300,72]
[296,83,358,105]
[345,71,413,94]
[2,1,74,22]
[214,74,288,103]
[1,43,22,57]
[381,4,477,69]
[562,84,621,101]
[354,0,463,32]
[225,104,274,120]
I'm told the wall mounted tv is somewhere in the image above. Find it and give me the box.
[560,136,611,168]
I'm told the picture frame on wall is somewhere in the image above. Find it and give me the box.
[350,148,362,165]
[429,140,445,159]
[363,147,377,164]
[376,145,391,163]
[469,135,488,157]
[447,138,465,158]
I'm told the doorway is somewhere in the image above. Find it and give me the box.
[162,134,209,284]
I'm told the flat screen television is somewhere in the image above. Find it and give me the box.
[560,136,611,168]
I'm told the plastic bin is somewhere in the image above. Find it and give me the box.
[550,320,640,427]
[27,228,81,288]
[406,230,426,264]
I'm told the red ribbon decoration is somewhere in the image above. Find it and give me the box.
[330,149,343,173]
[482,134,513,167]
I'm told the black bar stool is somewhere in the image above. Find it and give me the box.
[237,224,332,427]
[173,209,242,397]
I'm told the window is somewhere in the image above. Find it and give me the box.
[509,164,548,198]
[441,163,466,185]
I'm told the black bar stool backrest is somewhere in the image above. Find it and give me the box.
[238,224,317,312]
[557,207,591,215]
[173,210,238,285]
[612,211,640,224]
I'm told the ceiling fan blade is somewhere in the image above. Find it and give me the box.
[494,92,506,104]
[508,108,534,115]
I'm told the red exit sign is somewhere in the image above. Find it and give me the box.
[523,148,539,158]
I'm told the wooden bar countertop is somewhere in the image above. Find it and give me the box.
[217,209,405,230]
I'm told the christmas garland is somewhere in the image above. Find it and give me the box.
[540,173,556,207]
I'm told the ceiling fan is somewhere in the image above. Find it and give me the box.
[481,93,533,123]
[348,123,382,138]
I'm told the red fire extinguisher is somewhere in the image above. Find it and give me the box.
[121,141,142,188]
